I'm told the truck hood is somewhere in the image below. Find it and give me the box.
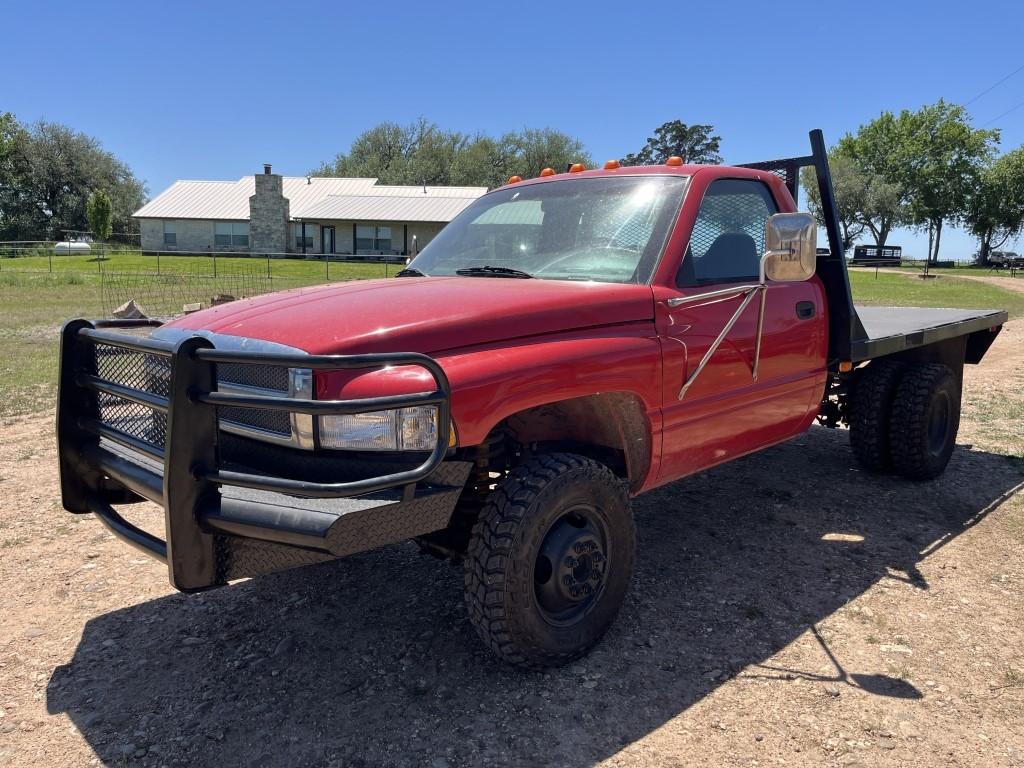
[161,276,655,354]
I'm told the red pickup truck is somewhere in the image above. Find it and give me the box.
[57,130,1006,668]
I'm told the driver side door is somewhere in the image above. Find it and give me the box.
[655,177,827,483]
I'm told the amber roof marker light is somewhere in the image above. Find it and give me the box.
[666,156,684,166]
[507,175,522,184]
[603,159,621,170]
[539,167,556,177]
[569,163,586,173]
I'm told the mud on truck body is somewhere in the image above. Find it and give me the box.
[57,130,1006,667]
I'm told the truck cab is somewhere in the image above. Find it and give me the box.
[56,131,1006,668]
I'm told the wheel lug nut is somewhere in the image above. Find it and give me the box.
[562,575,574,587]
[564,556,577,568]
[573,542,584,554]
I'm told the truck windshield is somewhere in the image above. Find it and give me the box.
[407,175,688,284]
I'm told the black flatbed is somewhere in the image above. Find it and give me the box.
[851,306,1008,362]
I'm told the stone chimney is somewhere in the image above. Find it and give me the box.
[248,164,289,254]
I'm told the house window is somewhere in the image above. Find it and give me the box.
[163,220,177,247]
[215,222,249,248]
[355,225,392,253]
[293,223,313,249]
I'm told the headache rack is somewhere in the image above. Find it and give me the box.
[738,129,868,362]
[57,318,465,591]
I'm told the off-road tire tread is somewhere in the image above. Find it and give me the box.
[464,452,633,669]
[849,359,906,472]
[889,363,959,480]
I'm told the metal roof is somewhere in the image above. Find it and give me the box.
[134,176,487,221]
[298,194,480,223]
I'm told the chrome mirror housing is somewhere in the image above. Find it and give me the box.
[762,212,817,282]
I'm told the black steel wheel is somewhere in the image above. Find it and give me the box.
[889,363,961,480]
[464,453,635,668]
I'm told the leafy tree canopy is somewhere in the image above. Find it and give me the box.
[312,120,590,188]
[0,114,146,241]
[622,121,721,166]
[964,146,1024,264]
[838,101,998,261]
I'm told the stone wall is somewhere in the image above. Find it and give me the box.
[248,169,289,254]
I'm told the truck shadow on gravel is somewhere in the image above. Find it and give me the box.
[47,427,1023,767]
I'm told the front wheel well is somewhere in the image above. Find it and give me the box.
[495,393,651,493]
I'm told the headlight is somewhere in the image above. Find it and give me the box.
[319,406,440,451]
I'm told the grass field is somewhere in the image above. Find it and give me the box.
[848,270,1024,315]
[1,251,396,282]
[1,267,1021,420]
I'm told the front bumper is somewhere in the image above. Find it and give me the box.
[56,319,470,591]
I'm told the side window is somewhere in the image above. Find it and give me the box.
[678,179,778,286]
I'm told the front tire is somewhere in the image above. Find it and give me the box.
[889,363,961,480]
[464,453,635,668]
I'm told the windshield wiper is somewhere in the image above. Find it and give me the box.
[455,265,533,279]
[395,267,426,277]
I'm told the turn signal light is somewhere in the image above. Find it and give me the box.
[539,167,556,177]
[839,361,854,373]
[569,163,585,173]
[603,159,620,170]
[666,156,684,166]
[507,175,522,184]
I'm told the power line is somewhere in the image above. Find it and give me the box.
[964,62,1024,106]
[982,98,1024,127]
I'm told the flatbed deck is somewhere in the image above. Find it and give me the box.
[851,306,1008,362]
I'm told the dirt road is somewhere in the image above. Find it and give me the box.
[0,323,1021,767]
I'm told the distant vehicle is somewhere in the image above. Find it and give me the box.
[852,244,901,266]
[54,241,91,255]
[990,251,1023,270]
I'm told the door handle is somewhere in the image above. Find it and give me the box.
[795,301,815,320]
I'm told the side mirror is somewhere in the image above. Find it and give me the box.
[762,212,817,282]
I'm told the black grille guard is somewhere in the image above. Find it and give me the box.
[56,318,457,591]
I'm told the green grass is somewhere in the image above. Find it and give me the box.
[0,250,396,282]
[849,270,1024,318]
[1,264,1023,421]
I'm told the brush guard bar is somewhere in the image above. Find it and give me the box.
[57,318,462,591]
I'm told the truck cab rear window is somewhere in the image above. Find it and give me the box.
[679,178,778,286]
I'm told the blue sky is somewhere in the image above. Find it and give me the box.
[3,0,1024,259]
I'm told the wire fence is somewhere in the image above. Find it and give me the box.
[0,242,404,282]
[0,241,409,319]
[97,264,299,317]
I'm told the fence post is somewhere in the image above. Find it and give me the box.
[326,253,330,282]
[49,247,53,273]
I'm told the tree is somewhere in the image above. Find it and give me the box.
[834,122,909,249]
[622,121,721,166]
[0,115,146,241]
[312,122,590,188]
[505,128,590,177]
[844,101,997,262]
[87,189,113,241]
[801,154,867,254]
[964,147,1024,264]
[896,101,998,263]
